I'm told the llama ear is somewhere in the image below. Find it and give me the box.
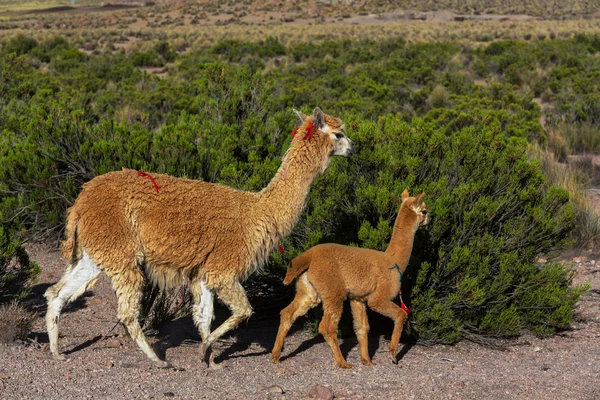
[313,107,325,129]
[415,191,425,204]
[292,108,307,125]
[401,189,409,200]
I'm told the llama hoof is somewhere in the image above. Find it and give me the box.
[271,355,281,364]
[208,352,224,370]
[154,360,171,369]
[198,342,209,360]
[338,362,353,369]
[53,353,67,361]
[361,359,375,367]
[209,360,225,370]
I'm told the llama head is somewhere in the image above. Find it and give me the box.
[401,189,429,226]
[293,107,355,157]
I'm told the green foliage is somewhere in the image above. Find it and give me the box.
[0,34,588,340]
[315,114,580,343]
[4,34,38,56]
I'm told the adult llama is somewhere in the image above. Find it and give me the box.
[44,107,354,368]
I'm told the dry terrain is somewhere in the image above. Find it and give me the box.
[0,242,598,400]
[1,2,600,399]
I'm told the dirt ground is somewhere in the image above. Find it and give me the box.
[1,242,599,400]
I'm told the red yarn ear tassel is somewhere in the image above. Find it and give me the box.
[291,126,298,138]
[304,122,315,140]
[279,244,284,254]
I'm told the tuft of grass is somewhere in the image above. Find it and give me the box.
[426,85,449,109]
[530,144,600,249]
[0,301,34,343]
[139,282,192,333]
[553,122,600,155]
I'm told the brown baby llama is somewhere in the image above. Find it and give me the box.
[44,107,354,368]
[271,190,428,368]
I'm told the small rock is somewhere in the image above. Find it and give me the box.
[541,365,551,371]
[163,392,175,398]
[41,343,49,352]
[105,361,114,368]
[0,375,9,380]
[533,346,541,352]
[308,385,334,400]
[591,260,596,265]
[258,385,284,394]
[536,257,547,264]
[89,297,104,306]
[105,339,121,348]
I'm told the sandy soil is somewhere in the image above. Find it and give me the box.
[0,4,542,29]
[1,242,599,400]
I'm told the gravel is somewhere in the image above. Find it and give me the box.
[1,243,598,400]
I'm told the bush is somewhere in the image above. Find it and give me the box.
[0,35,587,341]
[132,51,163,67]
[4,34,38,56]
[0,301,35,343]
[0,221,39,343]
[296,113,583,343]
[0,222,40,304]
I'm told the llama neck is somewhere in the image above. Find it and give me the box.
[385,207,419,271]
[257,143,326,238]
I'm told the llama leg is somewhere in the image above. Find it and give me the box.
[191,279,218,368]
[112,269,169,368]
[368,299,408,363]
[44,250,100,361]
[350,299,374,366]
[198,280,252,368]
[319,298,351,369]
[272,274,320,363]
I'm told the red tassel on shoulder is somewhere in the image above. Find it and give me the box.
[137,170,160,193]
[291,126,298,138]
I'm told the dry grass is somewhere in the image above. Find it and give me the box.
[0,301,34,343]
[3,19,600,54]
[530,144,600,249]
[552,122,600,155]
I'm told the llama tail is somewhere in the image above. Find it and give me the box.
[61,208,81,264]
[283,252,312,285]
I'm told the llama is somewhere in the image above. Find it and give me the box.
[44,107,354,368]
[271,190,428,368]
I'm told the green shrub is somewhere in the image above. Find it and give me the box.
[4,34,38,56]
[297,113,582,343]
[132,51,163,67]
[0,35,588,341]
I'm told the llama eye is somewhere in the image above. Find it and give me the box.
[335,133,344,139]
[422,210,428,215]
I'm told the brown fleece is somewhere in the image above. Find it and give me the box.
[272,190,428,369]
[44,107,354,367]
